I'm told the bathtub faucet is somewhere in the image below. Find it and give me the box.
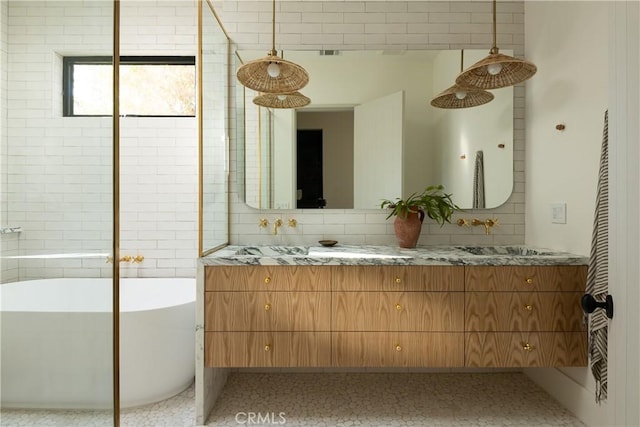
[106,254,144,263]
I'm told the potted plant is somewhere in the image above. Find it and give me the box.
[380,185,460,248]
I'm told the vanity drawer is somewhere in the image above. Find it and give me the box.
[332,332,464,367]
[205,291,331,331]
[465,292,585,332]
[464,332,588,367]
[332,265,464,292]
[205,265,331,292]
[332,291,464,332]
[465,266,587,292]
[205,332,331,367]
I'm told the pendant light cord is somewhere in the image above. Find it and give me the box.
[270,0,276,55]
[490,0,498,54]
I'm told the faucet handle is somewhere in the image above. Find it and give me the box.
[259,218,268,228]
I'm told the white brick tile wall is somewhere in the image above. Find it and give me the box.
[2,0,527,281]
[2,0,200,280]
[222,0,526,247]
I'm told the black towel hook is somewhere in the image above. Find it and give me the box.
[581,294,614,319]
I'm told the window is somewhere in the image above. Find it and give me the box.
[63,56,196,117]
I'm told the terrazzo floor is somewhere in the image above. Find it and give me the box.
[0,372,584,427]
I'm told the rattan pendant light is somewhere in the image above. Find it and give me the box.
[431,50,494,109]
[253,91,311,109]
[236,0,309,94]
[455,0,537,89]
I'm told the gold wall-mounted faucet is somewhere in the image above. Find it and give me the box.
[471,218,499,234]
[273,218,283,235]
[259,218,268,228]
[288,218,297,228]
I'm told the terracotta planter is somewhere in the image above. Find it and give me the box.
[393,208,425,248]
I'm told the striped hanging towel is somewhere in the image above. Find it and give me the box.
[473,150,485,209]
[585,110,609,403]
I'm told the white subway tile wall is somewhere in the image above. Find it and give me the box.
[219,0,525,247]
[2,0,527,282]
[3,0,198,280]
[1,1,17,282]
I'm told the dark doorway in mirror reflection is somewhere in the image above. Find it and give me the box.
[296,129,326,209]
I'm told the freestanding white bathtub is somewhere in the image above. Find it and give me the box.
[0,277,195,409]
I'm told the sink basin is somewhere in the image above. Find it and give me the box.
[233,246,309,256]
[307,249,411,259]
[455,246,558,256]
[231,245,411,259]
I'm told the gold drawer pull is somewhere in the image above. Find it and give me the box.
[523,304,533,311]
[264,344,271,352]
[264,303,271,311]
[525,277,533,285]
[395,344,402,352]
[521,342,534,352]
[395,303,402,311]
[395,277,401,284]
[264,276,271,284]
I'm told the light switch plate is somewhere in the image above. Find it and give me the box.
[551,203,567,224]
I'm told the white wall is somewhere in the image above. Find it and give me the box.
[524,1,608,256]
[221,1,527,247]
[273,109,295,209]
[523,2,609,426]
[3,0,198,280]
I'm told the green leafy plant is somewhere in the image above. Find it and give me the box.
[380,185,460,225]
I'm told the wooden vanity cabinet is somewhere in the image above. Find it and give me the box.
[331,265,465,367]
[464,265,588,367]
[204,263,587,369]
[204,265,332,367]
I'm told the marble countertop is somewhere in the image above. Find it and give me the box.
[200,244,589,266]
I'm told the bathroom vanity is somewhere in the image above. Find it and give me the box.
[196,245,588,423]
